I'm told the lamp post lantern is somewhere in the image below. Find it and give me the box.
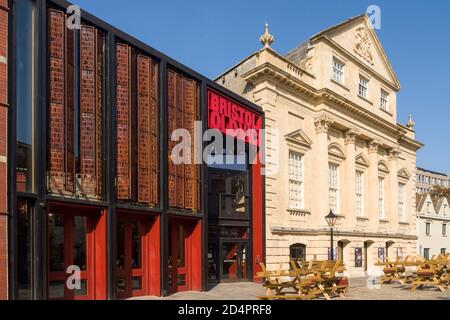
[325,210,338,261]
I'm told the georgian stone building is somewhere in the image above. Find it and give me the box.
[216,15,423,276]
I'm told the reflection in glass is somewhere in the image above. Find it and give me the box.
[132,277,142,291]
[15,0,35,193]
[49,214,65,272]
[222,243,247,281]
[73,216,87,270]
[18,199,32,299]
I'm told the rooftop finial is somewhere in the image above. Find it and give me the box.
[260,22,274,48]
[406,114,416,129]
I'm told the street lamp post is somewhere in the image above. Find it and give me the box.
[325,210,338,261]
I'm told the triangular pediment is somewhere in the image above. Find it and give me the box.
[398,168,411,180]
[285,129,313,149]
[311,15,400,90]
[355,153,369,167]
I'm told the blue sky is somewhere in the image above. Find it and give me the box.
[73,0,450,173]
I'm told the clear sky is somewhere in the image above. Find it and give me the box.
[73,0,450,173]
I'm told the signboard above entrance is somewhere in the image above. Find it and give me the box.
[207,89,262,147]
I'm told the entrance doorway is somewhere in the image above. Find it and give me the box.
[221,241,248,281]
[168,218,202,293]
[47,204,106,300]
[115,214,153,299]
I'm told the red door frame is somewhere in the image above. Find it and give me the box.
[115,211,161,298]
[47,202,107,300]
[168,216,202,293]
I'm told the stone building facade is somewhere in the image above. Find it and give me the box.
[217,15,423,276]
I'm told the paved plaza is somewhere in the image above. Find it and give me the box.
[134,278,450,300]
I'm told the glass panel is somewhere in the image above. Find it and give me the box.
[49,213,65,272]
[49,281,65,299]
[15,0,35,193]
[177,225,185,268]
[73,216,87,271]
[132,277,142,291]
[74,280,88,297]
[240,244,247,279]
[17,199,32,300]
[207,243,218,282]
[116,221,126,270]
[222,243,239,280]
[131,221,141,269]
[176,274,186,286]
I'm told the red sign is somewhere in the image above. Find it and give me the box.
[208,90,262,146]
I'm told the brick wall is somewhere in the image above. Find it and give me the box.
[0,0,8,300]
[167,69,200,211]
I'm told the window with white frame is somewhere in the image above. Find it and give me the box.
[332,59,344,83]
[426,222,431,236]
[443,224,447,237]
[398,183,406,222]
[359,77,368,98]
[289,151,303,209]
[444,204,448,216]
[380,89,389,111]
[329,163,339,213]
[356,171,364,217]
[378,178,385,219]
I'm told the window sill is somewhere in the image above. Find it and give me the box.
[357,217,369,221]
[358,94,373,105]
[380,107,393,116]
[379,219,390,223]
[399,221,409,225]
[331,78,350,91]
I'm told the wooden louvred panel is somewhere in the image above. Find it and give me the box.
[116,43,132,200]
[149,61,159,205]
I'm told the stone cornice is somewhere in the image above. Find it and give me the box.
[270,226,418,240]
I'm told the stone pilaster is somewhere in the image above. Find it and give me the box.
[388,148,400,229]
[314,115,333,225]
[368,140,380,229]
[344,129,357,227]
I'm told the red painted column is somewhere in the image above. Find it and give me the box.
[148,215,161,296]
[252,153,264,281]
[0,0,8,300]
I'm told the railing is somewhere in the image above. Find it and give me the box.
[356,217,369,229]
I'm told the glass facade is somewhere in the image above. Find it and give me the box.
[15,0,36,193]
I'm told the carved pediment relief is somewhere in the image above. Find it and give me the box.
[285,129,313,149]
[354,26,374,66]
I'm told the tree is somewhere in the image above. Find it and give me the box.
[430,185,450,201]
